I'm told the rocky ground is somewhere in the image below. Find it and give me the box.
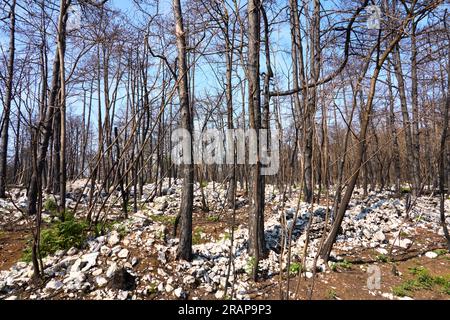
[0,180,449,300]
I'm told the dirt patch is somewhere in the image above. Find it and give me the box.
[261,249,450,300]
[0,229,29,271]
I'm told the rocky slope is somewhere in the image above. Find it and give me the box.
[0,180,449,300]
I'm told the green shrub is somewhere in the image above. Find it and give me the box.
[392,267,450,297]
[245,257,257,275]
[376,254,389,263]
[336,259,352,270]
[433,249,448,257]
[329,262,337,272]
[192,227,205,245]
[392,280,416,297]
[150,215,176,225]
[400,186,411,194]
[22,215,88,261]
[207,215,220,223]
[327,289,337,300]
[43,198,58,213]
[289,262,303,276]
[93,221,115,236]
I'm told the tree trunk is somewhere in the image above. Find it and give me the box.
[247,0,266,277]
[393,45,418,193]
[174,0,194,261]
[320,7,417,260]
[0,0,16,198]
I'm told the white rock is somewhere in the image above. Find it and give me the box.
[45,279,64,291]
[117,291,128,300]
[118,249,129,259]
[390,238,412,249]
[95,276,108,287]
[81,252,99,271]
[373,230,386,242]
[183,275,196,285]
[67,247,78,256]
[100,246,112,256]
[106,263,118,278]
[165,284,174,293]
[111,245,122,254]
[362,229,372,239]
[425,251,438,259]
[92,268,103,276]
[215,290,225,299]
[174,287,186,299]
[108,231,121,247]
[65,271,86,283]
[5,295,17,300]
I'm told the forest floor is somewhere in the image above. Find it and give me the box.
[0,180,449,300]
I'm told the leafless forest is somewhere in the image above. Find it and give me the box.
[0,0,449,301]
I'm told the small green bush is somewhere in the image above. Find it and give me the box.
[376,254,389,263]
[192,227,205,245]
[22,215,88,262]
[327,289,337,300]
[150,215,176,225]
[433,249,448,257]
[329,262,337,272]
[392,266,450,297]
[392,280,416,297]
[400,186,411,194]
[289,262,303,276]
[207,215,220,223]
[336,259,352,270]
[43,198,58,213]
[245,257,257,275]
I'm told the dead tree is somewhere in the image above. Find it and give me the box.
[247,0,266,280]
[174,0,194,262]
[0,0,16,198]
